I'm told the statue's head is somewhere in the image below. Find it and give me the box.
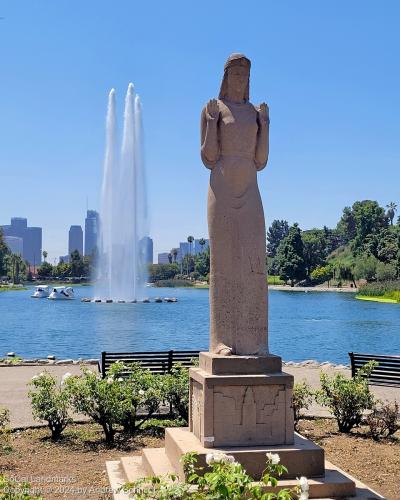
[219,53,251,102]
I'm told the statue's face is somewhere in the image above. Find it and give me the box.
[227,65,248,97]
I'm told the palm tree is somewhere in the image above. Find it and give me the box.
[42,250,48,262]
[187,236,194,276]
[199,238,206,253]
[4,253,25,284]
[171,248,178,263]
[168,253,172,264]
[386,202,397,225]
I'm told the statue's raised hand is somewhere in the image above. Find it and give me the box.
[258,102,269,125]
[206,99,220,121]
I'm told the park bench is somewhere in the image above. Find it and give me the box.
[348,352,400,387]
[100,350,200,378]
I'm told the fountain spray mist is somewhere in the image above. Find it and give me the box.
[95,84,148,301]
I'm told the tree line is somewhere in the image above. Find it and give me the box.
[268,200,399,287]
[0,232,93,283]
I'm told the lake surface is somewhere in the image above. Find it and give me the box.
[0,286,399,364]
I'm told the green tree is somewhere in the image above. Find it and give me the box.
[311,265,333,285]
[276,223,306,286]
[37,261,54,278]
[171,248,179,263]
[148,264,179,282]
[0,228,10,276]
[186,236,194,275]
[267,220,289,258]
[302,229,327,279]
[199,238,206,253]
[350,200,388,254]
[42,250,48,262]
[376,261,397,281]
[353,255,378,281]
[70,250,85,277]
[386,202,397,225]
[194,246,210,278]
[4,253,26,284]
[336,206,356,244]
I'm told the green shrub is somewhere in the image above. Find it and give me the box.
[357,279,400,300]
[107,362,165,435]
[65,368,122,443]
[142,418,186,437]
[316,362,376,433]
[0,407,10,431]
[292,381,313,429]
[164,363,191,422]
[0,474,43,499]
[28,372,71,439]
[366,401,400,440]
[122,451,304,499]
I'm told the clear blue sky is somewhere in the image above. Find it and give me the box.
[1,1,399,262]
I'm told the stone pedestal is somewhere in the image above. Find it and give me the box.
[106,352,384,499]
[189,352,294,447]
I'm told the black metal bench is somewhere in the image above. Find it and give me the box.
[349,352,400,387]
[100,350,200,378]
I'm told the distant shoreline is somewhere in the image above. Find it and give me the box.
[269,285,356,293]
[355,295,399,304]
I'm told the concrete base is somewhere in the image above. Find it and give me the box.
[190,352,294,447]
[107,452,384,499]
[165,427,324,480]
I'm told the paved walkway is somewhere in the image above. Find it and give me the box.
[0,364,398,428]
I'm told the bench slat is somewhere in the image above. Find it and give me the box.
[349,352,400,387]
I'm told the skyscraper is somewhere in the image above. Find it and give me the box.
[69,225,83,256]
[84,210,99,256]
[4,236,23,256]
[1,218,42,266]
[24,227,42,267]
[140,236,153,265]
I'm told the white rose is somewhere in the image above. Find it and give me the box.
[106,377,114,384]
[31,375,39,381]
[266,452,280,465]
[298,476,309,493]
[138,389,145,395]
[117,378,124,382]
[206,453,215,465]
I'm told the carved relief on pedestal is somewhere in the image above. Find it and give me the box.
[213,384,287,446]
[191,379,203,440]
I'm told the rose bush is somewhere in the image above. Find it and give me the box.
[28,372,71,439]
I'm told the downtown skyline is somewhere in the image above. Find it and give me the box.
[1,2,399,263]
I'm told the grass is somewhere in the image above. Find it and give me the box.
[0,285,28,292]
[267,275,285,285]
[356,280,400,303]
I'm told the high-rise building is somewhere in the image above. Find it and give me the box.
[24,227,42,267]
[84,210,99,256]
[69,225,83,256]
[4,236,23,256]
[140,236,153,265]
[158,252,170,264]
[1,218,42,265]
[177,242,190,263]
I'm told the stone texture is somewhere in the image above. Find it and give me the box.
[165,427,323,480]
[201,53,270,356]
[189,365,294,447]
[199,351,282,374]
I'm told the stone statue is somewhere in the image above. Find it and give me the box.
[201,53,269,356]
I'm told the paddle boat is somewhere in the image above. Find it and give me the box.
[31,285,50,298]
[48,286,74,300]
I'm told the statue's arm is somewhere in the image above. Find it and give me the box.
[254,103,269,171]
[201,103,220,169]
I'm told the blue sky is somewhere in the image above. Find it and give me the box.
[0,1,399,262]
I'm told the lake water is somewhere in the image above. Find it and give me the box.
[0,286,399,364]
